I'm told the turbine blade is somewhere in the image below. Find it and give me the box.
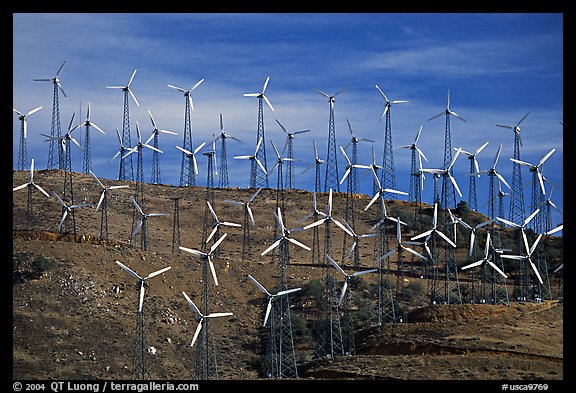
[247,274,270,296]
[209,258,219,286]
[146,266,172,279]
[338,281,348,307]
[191,320,203,347]
[261,239,282,256]
[287,237,311,251]
[182,291,202,316]
[138,281,145,313]
[115,260,142,280]
[263,299,272,327]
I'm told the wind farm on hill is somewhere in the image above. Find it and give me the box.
[13,62,563,381]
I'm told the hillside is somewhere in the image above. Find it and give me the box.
[12,169,563,380]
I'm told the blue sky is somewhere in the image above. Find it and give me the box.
[12,13,563,227]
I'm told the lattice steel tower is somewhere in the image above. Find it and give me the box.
[14,106,42,171]
[215,114,241,189]
[244,77,274,188]
[168,79,204,187]
[496,113,530,225]
[375,85,409,199]
[147,110,177,185]
[314,88,344,192]
[107,69,141,181]
[80,103,106,175]
[34,60,67,170]
[428,89,466,211]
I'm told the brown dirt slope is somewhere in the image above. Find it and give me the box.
[12,169,563,380]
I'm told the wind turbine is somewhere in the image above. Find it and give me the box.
[510,148,556,233]
[339,145,371,187]
[299,190,327,263]
[261,207,311,256]
[247,272,302,378]
[247,274,301,327]
[315,87,345,192]
[421,147,463,205]
[13,158,50,198]
[364,167,408,212]
[538,182,562,233]
[52,190,90,233]
[116,261,171,313]
[109,128,129,177]
[302,141,325,193]
[180,233,228,286]
[327,255,376,307]
[147,110,178,184]
[500,231,544,285]
[182,291,232,348]
[79,103,106,174]
[375,84,409,198]
[106,68,140,181]
[377,217,427,300]
[90,170,129,240]
[168,78,205,187]
[276,119,310,189]
[411,202,456,249]
[455,141,489,211]
[244,76,274,188]
[475,144,510,220]
[214,113,241,189]
[497,112,529,224]
[461,232,508,278]
[130,195,167,250]
[452,214,493,257]
[176,142,206,182]
[303,188,354,238]
[224,188,262,260]
[205,201,241,244]
[428,89,466,210]
[234,137,267,188]
[13,106,42,170]
[395,125,428,202]
[340,218,378,266]
[34,60,66,169]
[343,119,374,194]
[13,158,51,220]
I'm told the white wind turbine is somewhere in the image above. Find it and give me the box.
[510,148,556,196]
[377,217,428,264]
[90,170,129,211]
[375,84,409,121]
[339,145,371,187]
[205,202,241,244]
[168,78,205,112]
[247,274,302,327]
[115,260,172,313]
[79,102,106,174]
[461,232,508,279]
[340,219,378,260]
[109,128,128,165]
[14,106,42,170]
[364,167,408,211]
[496,207,540,235]
[147,109,178,184]
[452,214,493,257]
[496,112,529,147]
[261,207,311,256]
[234,137,268,188]
[13,158,51,198]
[500,231,544,284]
[41,113,82,161]
[180,233,228,286]
[326,255,376,307]
[130,195,168,248]
[176,142,206,177]
[224,188,262,227]
[244,76,275,111]
[422,147,463,199]
[276,118,310,189]
[303,188,354,238]
[301,141,326,193]
[90,170,129,240]
[181,291,232,348]
[52,190,91,232]
[107,68,140,107]
[411,202,457,249]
